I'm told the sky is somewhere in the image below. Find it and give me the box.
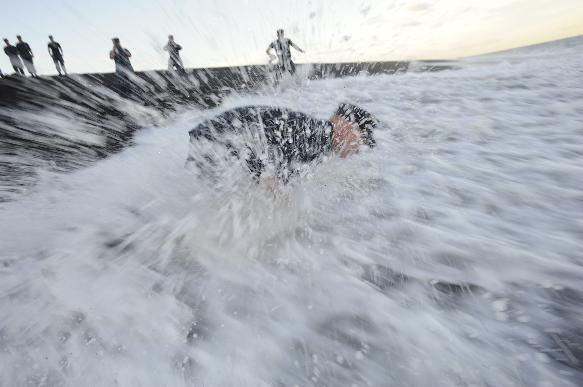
[1,0,582,75]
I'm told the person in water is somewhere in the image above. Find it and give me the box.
[16,35,37,77]
[47,35,67,76]
[164,35,184,73]
[109,37,134,77]
[266,29,304,75]
[187,103,377,185]
[3,39,24,75]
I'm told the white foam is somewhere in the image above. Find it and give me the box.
[1,50,583,386]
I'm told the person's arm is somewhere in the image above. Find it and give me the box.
[266,42,275,57]
[259,175,280,195]
[109,50,115,60]
[163,43,168,52]
[176,44,182,51]
[27,44,33,58]
[289,40,304,53]
[247,146,285,192]
[48,44,53,58]
[124,49,131,58]
[58,43,63,57]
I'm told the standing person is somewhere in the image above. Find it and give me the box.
[47,35,67,76]
[109,37,134,77]
[16,35,37,77]
[4,38,24,75]
[266,29,304,76]
[163,35,184,73]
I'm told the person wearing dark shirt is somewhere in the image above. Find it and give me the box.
[16,35,37,77]
[109,37,134,78]
[47,35,67,76]
[187,103,377,185]
[3,38,24,75]
[266,29,304,76]
[163,35,184,73]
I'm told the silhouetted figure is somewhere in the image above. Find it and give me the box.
[16,35,37,77]
[109,38,134,78]
[164,35,184,73]
[266,29,304,76]
[3,39,24,75]
[48,35,67,76]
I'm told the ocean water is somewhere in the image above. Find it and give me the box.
[1,40,583,386]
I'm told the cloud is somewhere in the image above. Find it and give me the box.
[408,3,432,12]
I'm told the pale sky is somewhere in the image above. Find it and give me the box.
[1,0,582,75]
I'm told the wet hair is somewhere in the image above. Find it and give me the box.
[16,35,22,40]
[49,35,53,39]
[335,103,377,147]
[277,29,284,35]
[112,37,120,44]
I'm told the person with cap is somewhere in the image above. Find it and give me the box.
[266,29,304,76]
[3,39,24,75]
[15,35,37,77]
[163,35,184,73]
[109,37,134,77]
[47,35,67,75]
[186,103,377,185]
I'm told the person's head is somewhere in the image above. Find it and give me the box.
[49,35,54,42]
[168,34,174,42]
[329,103,377,157]
[16,35,22,42]
[112,37,120,46]
[277,29,284,39]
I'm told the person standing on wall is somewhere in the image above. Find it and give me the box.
[16,35,37,77]
[3,39,24,75]
[109,37,134,78]
[164,35,185,74]
[266,29,304,76]
[48,35,67,76]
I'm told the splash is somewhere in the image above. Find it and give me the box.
[1,40,583,386]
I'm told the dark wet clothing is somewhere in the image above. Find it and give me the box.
[48,42,63,59]
[16,41,33,60]
[188,106,333,182]
[4,45,18,57]
[4,45,24,74]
